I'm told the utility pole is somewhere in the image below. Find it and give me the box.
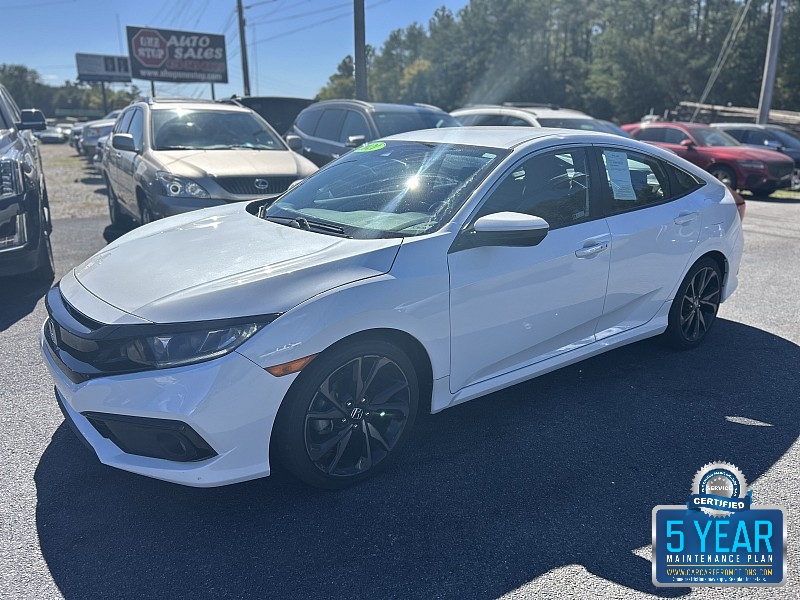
[237,0,251,96]
[354,0,367,100]
[757,0,783,124]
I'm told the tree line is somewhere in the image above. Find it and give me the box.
[318,0,800,123]
[0,64,139,119]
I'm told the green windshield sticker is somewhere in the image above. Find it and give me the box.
[355,141,386,152]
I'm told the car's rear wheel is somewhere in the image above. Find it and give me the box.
[273,339,418,489]
[664,258,722,349]
[708,165,736,189]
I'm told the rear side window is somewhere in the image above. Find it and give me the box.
[295,109,322,135]
[600,148,702,214]
[314,109,346,141]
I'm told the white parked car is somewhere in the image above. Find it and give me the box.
[41,128,743,489]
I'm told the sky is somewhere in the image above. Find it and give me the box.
[1,0,470,99]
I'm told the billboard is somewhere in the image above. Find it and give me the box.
[126,26,228,84]
[76,53,131,83]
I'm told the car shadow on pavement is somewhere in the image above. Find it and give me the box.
[0,275,52,332]
[34,319,799,599]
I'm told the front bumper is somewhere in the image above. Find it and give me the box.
[41,327,296,487]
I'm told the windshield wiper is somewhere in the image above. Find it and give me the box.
[265,215,349,237]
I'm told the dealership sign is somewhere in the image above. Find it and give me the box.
[126,26,228,83]
[75,53,131,83]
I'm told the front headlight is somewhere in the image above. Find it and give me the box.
[124,323,263,369]
[0,159,24,200]
[736,160,766,170]
[156,171,210,199]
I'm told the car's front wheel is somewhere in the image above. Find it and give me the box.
[664,258,722,349]
[273,339,419,489]
[708,165,736,189]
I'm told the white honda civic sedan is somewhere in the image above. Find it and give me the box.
[41,128,743,489]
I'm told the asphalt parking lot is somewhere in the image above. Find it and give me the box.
[1,142,798,599]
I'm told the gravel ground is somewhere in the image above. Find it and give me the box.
[41,142,108,221]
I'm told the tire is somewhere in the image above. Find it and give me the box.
[139,200,154,226]
[663,258,722,349]
[25,220,55,284]
[708,165,736,189]
[273,339,419,489]
[105,176,126,227]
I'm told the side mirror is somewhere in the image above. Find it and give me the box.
[111,133,137,152]
[18,109,47,131]
[680,139,695,148]
[346,134,366,148]
[450,212,550,252]
[285,134,302,151]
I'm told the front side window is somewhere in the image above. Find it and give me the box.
[339,111,370,143]
[127,109,144,150]
[264,141,508,238]
[476,148,592,229]
[692,128,739,147]
[113,109,134,134]
[150,109,284,151]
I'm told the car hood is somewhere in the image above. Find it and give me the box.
[155,149,316,178]
[71,205,401,323]
[703,145,793,164]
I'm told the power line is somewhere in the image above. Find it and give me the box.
[252,0,391,45]
[249,1,352,26]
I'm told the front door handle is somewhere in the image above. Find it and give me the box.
[575,242,609,258]
[674,211,699,225]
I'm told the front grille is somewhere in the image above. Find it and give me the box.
[768,162,793,179]
[214,175,296,196]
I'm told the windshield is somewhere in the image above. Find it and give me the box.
[691,128,740,147]
[373,111,460,137]
[151,109,285,151]
[264,140,508,239]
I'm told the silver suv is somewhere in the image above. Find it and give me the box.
[0,83,53,281]
[102,98,318,226]
[451,103,619,134]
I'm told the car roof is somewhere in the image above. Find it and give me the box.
[146,101,253,113]
[452,104,592,119]
[310,99,448,114]
[639,121,711,130]
[385,126,628,149]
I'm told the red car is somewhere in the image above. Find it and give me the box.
[623,121,794,196]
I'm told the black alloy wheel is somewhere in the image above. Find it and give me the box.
[274,339,419,489]
[665,258,722,349]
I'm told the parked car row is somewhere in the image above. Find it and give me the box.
[622,121,796,196]
[62,94,798,234]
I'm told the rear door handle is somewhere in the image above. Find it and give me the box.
[575,242,609,258]
[674,211,699,225]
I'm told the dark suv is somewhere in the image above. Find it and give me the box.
[0,83,53,281]
[710,123,800,190]
[287,99,460,166]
